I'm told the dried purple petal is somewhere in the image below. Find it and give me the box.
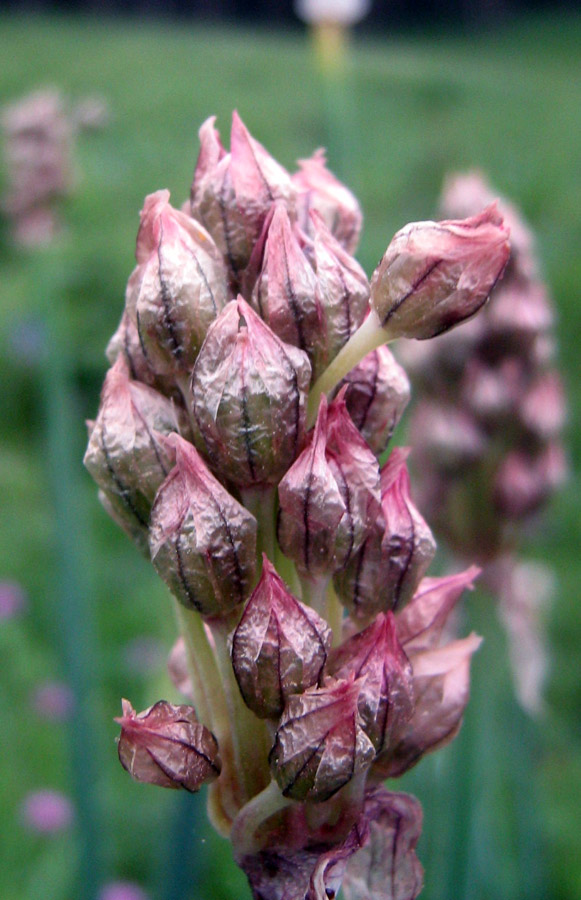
[191,296,311,488]
[149,433,257,617]
[115,699,221,792]
[270,678,375,802]
[232,556,331,719]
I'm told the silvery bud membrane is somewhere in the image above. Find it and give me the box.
[292,149,363,254]
[149,433,257,618]
[131,190,228,377]
[231,556,331,719]
[84,356,179,551]
[277,394,380,578]
[190,112,296,282]
[335,344,411,456]
[269,677,375,803]
[116,699,221,792]
[191,297,311,488]
[370,205,510,339]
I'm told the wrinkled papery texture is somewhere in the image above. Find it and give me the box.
[270,678,375,802]
[328,612,414,754]
[131,190,228,376]
[372,633,482,779]
[116,699,221,791]
[190,112,296,280]
[341,789,424,900]
[370,205,510,338]
[337,345,411,456]
[277,394,380,577]
[232,556,332,719]
[292,149,362,254]
[83,356,179,552]
[191,297,311,488]
[149,433,257,617]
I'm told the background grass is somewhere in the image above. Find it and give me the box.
[0,11,579,900]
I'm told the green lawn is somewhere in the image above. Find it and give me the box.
[0,12,579,900]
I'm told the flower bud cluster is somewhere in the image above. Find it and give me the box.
[86,116,507,900]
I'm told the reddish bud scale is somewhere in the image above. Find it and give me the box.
[292,149,362,255]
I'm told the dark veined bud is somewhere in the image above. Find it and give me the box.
[334,449,435,620]
[342,788,424,900]
[190,112,296,279]
[84,356,179,551]
[115,699,221,792]
[336,344,411,456]
[149,433,257,618]
[231,555,331,719]
[277,394,380,578]
[369,205,510,339]
[292,149,363,255]
[131,190,228,377]
[269,677,375,803]
[191,296,311,488]
[372,633,482,779]
[328,612,414,754]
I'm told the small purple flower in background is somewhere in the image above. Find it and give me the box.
[31,680,74,721]
[97,882,150,900]
[0,581,27,620]
[20,789,74,834]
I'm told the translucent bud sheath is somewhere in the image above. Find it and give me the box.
[191,297,311,488]
[395,566,481,652]
[131,190,228,377]
[83,356,179,548]
[292,149,362,254]
[369,205,510,338]
[270,678,375,802]
[149,433,257,618]
[277,394,380,578]
[231,556,331,719]
[116,699,221,792]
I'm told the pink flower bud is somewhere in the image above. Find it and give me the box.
[369,205,510,339]
[232,556,332,718]
[149,433,257,617]
[131,190,228,377]
[277,394,380,577]
[191,297,311,488]
[84,356,180,551]
[292,149,362,254]
[328,612,414,754]
[116,699,221,791]
[342,788,424,900]
[336,344,411,456]
[373,634,482,779]
[395,566,480,652]
[270,677,375,802]
[190,113,296,279]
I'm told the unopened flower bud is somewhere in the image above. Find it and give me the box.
[270,677,375,802]
[328,612,414,754]
[336,345,410,456]
[131,190,228,377]
[190,112,296,279]
[116,699,221,791]
[395,566,480,653]
[149,433,257,617]
[84,356,179,549]
[369,205,510,339]
[373,634,482,779]
[292,149,362,254]
[191,296,311,488]
[232,555,331,719]
[277,394,380,577]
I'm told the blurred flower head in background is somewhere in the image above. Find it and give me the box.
[20,789,74,834]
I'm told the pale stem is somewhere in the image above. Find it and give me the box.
[307,312,393,427]
[209,615,272,807]
[299,573,330,618]
[324,580,345,648]
[231,779,294,861]
[274,544,303,597]
[240,485,277,564]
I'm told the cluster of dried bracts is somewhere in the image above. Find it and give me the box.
[400,172,566,714]
[85,114,510,900]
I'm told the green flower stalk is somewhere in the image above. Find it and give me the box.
[86,113,509,899]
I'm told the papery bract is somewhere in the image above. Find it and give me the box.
[395,566,480,653]
[292,149,362,254]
